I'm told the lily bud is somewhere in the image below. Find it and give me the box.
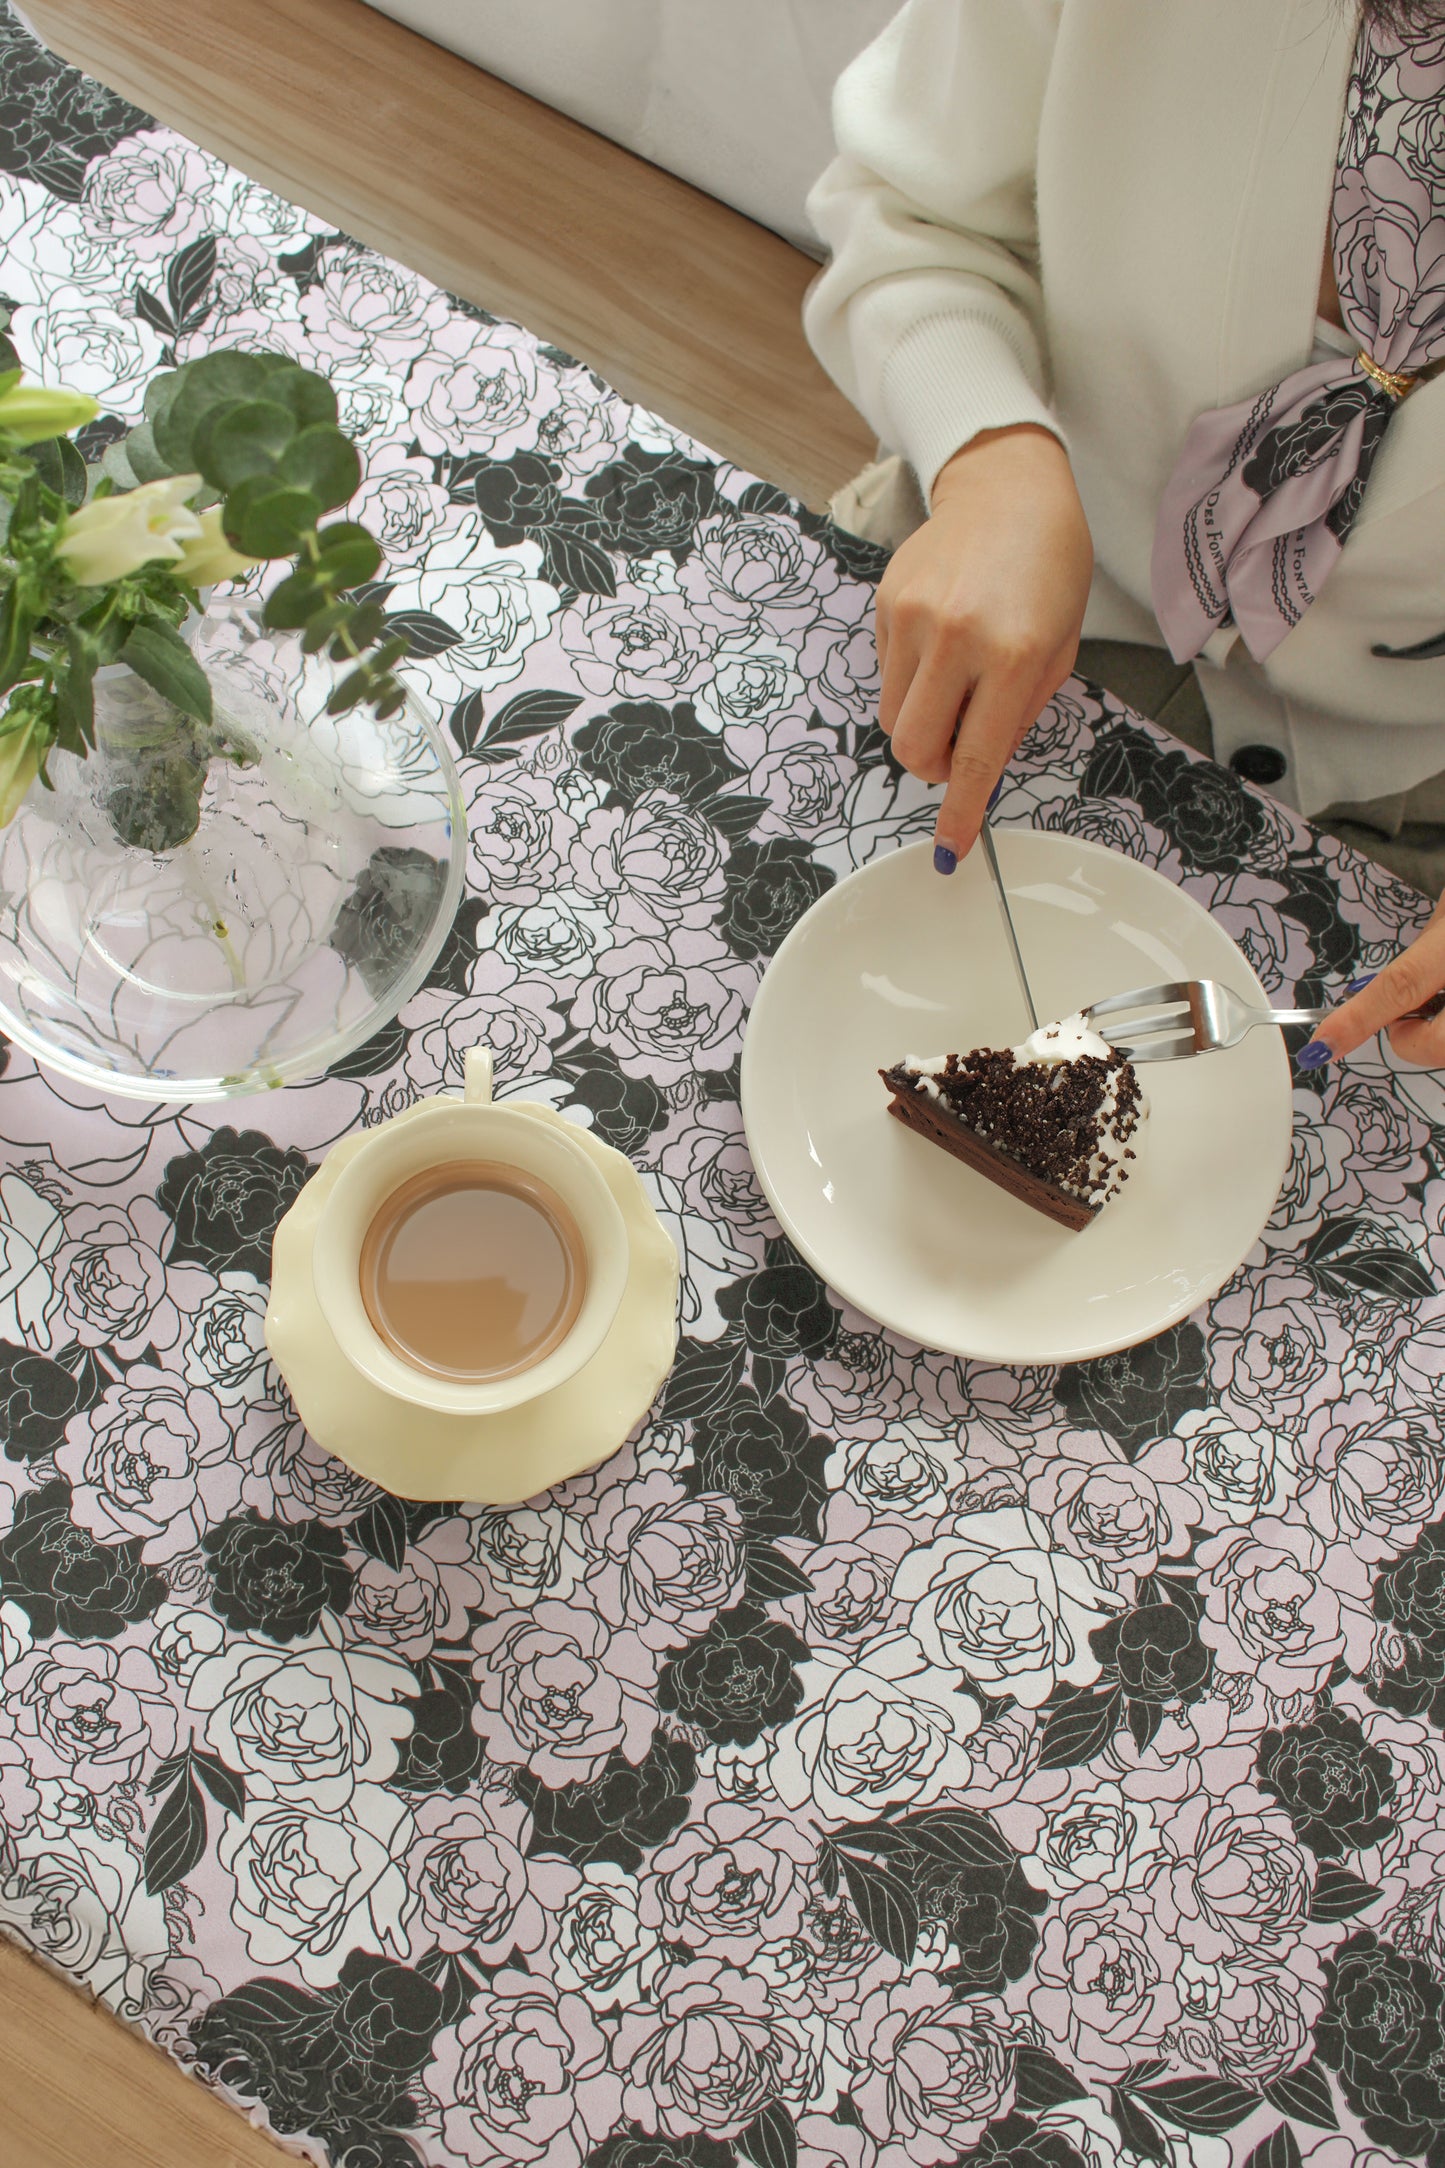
[172,505,260,590]
[53,474,205,588]
[0,381,100,447]
[0,712,45,825]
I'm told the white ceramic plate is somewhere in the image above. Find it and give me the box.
[740,832,1292,1364]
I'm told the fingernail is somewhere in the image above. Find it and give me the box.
[986,782,1004,815]
[1346,974,1377,996]
[1296,1040,1333,1071]
[934,844,958,876]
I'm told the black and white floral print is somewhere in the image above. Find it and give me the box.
[1,10,1445,2168]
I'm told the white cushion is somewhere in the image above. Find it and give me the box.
[357,0,896,255]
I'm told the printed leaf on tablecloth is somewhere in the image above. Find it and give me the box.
[1299,1216,1436,1301]
[192,1750,247,1820]
[833,1847,920,1963]
[1245,2129,1305,2168]
[1014,2047,1088,2112]
[144,1766,208,1894]
[739,2102,798,2168]
[1263,2061,1339,2130]
[1038,1687,1124,1768]
[1132,2079,1261,2134]
[743,1541,813,1601]
[1309,1868,1381,1921]
[1109,2091,1170,2164]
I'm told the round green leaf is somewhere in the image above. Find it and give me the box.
[263,571,326,632]
[223,477,322,557]
[194,399,299,492]
[151,352,282,469]
[262,366,339,430]
[313,520,382,587]
[276,426,360,511]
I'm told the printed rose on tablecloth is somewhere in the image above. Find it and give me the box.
[406,1794,549,1961]
[348,440,456,568]
[404,317,555,459]
[201,1510,355,1641]
[5,1639,175,1790]
[188,1614,415,1811]
[1171,1405,1302,1526]
[155,1127,315,1280]
[0,1478,166,1640]
[0,1168,62,1344]
[572,788,728,936]
[179,1271,275,1407]
[403,953,569,1095]
[614,1956,817,2137]
[388,525,562,706]
[560,594,709,701]
[892,1507,1125,1708]
[297,242,450,369]
[1292,1393,1445,1563]
[464,1500,592,1611]
[736,730,853,842]
[219,1782,416,1989]
[1207,1264,1343,1428]
[679,511,841,635]
[1318,1930,1445,2160]
[824,1422,965,1523]
[1017,1779,1161,1899]
[768,1635,980,1825]
[1196,1514,1371,1696]
[1150,1787,1312,1965]
[467,766,580,903]
[1029,1886,1182,2079]
[79,129,215,260]
[344,1516,486,1660]
[548,1858,663,2009]
[693,628,805,734]
[470,1602,656,1787]
[585,1474,744,1652]
[47,1194,205,1357]
[1256,1704,1398,1857]
[653,1102,774,1253]
[1025,1435,1201,1582]
[0,1821,170,2015]
[151,1602,225,1686]
[850,1977,1022,2168]
[786,1317,917,1445]
[426,1969,620,2168]
[773,1494,915,1651]
[639,1796,816,1963]
[570,933,755,1087]
[0,1728,40,1832]
[54,1364,239,1561]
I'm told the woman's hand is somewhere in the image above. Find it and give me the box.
[1301,888,1445,1069]
[875,424,1094,871]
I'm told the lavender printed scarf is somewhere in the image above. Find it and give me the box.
[1151,15,1445,665]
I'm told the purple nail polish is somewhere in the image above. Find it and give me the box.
[1296,1040,1332,1072]
[934,844,958,876]
[986,782,1004,815]
[1346,974,1377,996]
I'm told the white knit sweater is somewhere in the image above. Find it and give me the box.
[803,0,1445,815]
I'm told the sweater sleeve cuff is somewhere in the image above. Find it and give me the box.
[880,311,1066,506]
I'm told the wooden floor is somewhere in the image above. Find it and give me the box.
[2,3,872,2164]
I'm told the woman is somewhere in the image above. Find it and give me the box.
[803,0,1445,1068]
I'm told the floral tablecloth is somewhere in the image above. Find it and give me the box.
[3,12,1445,2168]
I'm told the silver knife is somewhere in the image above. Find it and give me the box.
[979,814,1039,1032]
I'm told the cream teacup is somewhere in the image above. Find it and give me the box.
[312,1048,628,1414]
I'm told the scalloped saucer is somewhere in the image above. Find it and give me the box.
[265,1100,679,1504]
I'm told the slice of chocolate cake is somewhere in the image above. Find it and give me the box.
[881,1014,1145,1231]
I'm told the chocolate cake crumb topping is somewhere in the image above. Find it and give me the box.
[885,1046,1144,1204]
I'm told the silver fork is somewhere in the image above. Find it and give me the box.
[1084,978,1444,1062]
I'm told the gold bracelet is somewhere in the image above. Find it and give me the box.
[1356,349,1420,401]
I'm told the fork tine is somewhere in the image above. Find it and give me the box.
[1085,982,1195,1020]
[1105,1034,1201,1062]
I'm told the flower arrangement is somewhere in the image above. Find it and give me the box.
[0,311,407,831]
